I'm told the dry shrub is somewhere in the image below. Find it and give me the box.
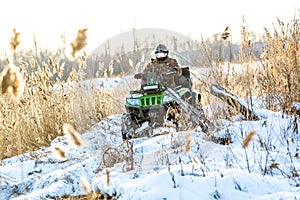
[205,18,263,102]
[203,15,300,114]
[0,55,113,159]
[94,87,113,119]
[258,17,300,110]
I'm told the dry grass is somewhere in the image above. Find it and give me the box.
[0,29,113,160]
[202,15,300,113]
[0,61,112,159]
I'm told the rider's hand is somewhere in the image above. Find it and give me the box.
[134,73,142,79]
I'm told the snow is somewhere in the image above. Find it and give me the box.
[1,76,300,200]
[50,77,125,93]
[293,102,300,111]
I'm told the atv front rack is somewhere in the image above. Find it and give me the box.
[130,90,141,94]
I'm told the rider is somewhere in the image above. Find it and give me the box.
[134,44,182,88]
[134,43,195,103]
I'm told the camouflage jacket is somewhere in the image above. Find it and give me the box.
[140,57,182,88]
[142,57,182,75]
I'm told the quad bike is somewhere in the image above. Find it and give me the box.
[121,67,210,140]
[121,65,261,145]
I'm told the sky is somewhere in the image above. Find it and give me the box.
[0,0,299,55]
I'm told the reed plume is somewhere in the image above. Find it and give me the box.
[10,28,21,52]
[70,29,88,58]
[80,177,92,194]
[221,26,230,40]
[63,123,84,147]
[52,146,67,160]
[242,131,256,149]
[0,63,24,100]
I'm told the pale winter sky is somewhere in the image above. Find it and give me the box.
[0,0,299,54]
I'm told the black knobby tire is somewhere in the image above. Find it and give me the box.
[121,113,137,140]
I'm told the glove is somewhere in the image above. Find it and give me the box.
[134,73,142,79]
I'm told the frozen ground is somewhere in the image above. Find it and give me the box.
[1,73,300,199]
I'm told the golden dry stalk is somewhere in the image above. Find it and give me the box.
[192,157,200,167]
[0,63,24,99]
[184,132,191,153]
[70,29,88,58]
[242,130,256,149]
[105,168,110,189]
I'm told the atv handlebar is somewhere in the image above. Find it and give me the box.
[134,73,142,79]
[134,70,179,80]
[162,70,178,76]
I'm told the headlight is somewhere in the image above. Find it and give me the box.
[126,98,140,106]
[163,95,173,103]
[142,85,159,91]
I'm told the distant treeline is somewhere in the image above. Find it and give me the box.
[0,30,265,82]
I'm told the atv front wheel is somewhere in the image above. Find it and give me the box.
[121,113,137,140]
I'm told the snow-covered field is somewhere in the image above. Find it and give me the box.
[1,76,300,200]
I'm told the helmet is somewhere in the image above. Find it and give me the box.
[154,44,169,60]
